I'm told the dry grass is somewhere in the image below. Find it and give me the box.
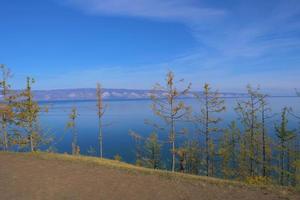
[1,151,296,193]
[1,151,299,200]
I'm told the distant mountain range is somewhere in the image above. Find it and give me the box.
[0,88,296,101]
[32,88,152,101]
[26,88,249,101]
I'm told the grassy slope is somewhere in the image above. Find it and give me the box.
[0,152,299,200]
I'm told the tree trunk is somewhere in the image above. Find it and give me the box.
[72,125,77,155]
[262,108,266,177]
[280,142,284,185]
[171,119,175,172]
[99,116,103,158]
[287,147,291,185]
[2,117,8,151]
[170,95,176,172]
[29,122,34,152]
[205,95,209,176]
[250,97,254,176]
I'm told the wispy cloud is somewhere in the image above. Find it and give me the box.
[63,0,225,23]
[63,0,300,62]
[58,0,300,91]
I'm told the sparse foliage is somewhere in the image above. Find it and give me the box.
[96,83,107,158]
[129,130,144,166]
[178,141,202,174]
[144,133,161,169]
[14,77,46,152]
[258,93,273,177]
[219,121,241,179]
[67,107,79,155]
[0,64,13,151]
[275,107,296,185]
[151,71,191,172]
[193,83,226,176]
[235,85,261,177]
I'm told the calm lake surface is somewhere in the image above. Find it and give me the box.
[39,97,300,163]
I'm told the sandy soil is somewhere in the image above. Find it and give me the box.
[0,153,298,200]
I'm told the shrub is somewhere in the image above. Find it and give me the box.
[114,154,122,161]
[245,176,272,186]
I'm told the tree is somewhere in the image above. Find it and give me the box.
[67,107,79,155]
[0,64,13,151]
[235,85,261,177]
[275,107,296,185]
[193,83,225,176]
[129,131,161,169]
[129,130,144,166]
[258,93,273,177]
[289,91,300,120]
[237,131,249,179]
[219,121,241,179]
[295,160,300,188]
[14,77,42,152]
[96,83,107,158]
[294,89,300,187]
[144,133,161,169]
[151,71,191,172]
[114,154,122,161]
[178,141,202,174]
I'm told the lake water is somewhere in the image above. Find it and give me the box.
[39,97,300,163]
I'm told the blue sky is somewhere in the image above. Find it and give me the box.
[0,0,299,93]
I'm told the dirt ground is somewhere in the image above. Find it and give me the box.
[0,153,298,200]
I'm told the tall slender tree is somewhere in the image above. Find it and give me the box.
[0,64,12,151]
[194,83,225,176]
[129,130,144,166]
[219,121,241,179]
[235,85,261,177]
[275,107,296,185]
[67,107,79,155]
[144,133,161,169]
[179,141,202,175]
[129,131,162,169]
[96,83,107,158]
[259,93,272,177]
[294,89,300,187]
[151,71,191,172]
[15,77,41,152]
